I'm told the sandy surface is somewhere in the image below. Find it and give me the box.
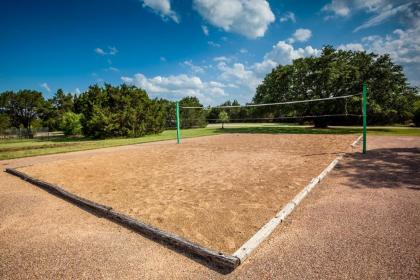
[1,135,419,279]
[16,134,355,253]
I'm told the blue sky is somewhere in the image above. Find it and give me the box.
[1,0,418,105]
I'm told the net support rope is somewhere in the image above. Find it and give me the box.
[181,93,362,109]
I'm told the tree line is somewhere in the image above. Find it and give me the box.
[0,85,206,138]
[1,47,419,138]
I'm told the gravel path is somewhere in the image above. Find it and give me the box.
[1,135,419,279]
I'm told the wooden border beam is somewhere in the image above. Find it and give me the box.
[4,167,240,270]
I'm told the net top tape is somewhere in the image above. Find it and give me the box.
[181,93,362,109]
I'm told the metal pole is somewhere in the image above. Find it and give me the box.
[176,101,181,144]
[362,82,367,154]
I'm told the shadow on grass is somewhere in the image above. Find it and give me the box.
[336,147,420,189]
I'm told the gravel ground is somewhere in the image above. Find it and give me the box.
[0,135,419,279]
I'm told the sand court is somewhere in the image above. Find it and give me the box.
[17,133,356,254]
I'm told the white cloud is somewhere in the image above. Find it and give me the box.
[362,25,420,64]
[121,73,226,103]
[252,59,278,75]
[322,0,415,34]
[107,67,120,72]
[193,0,275,39]
[337,43,365,51]
[239,48,248,54]
[208,41,221,47]
[213,56,229,62]
[263,41,320,66]
[217,62,260,90]
[75,88,81,94]
[280,11,296,23]
[141,0,179,23]
[94,48,106,56]
[338,8,420,86]
[40,82,51,92]
[322,0,351,17]
[354,2,412,32]
[290,28,312,43]
[201,25,209,36]
[94,46,118,56]
[182,60,205,74]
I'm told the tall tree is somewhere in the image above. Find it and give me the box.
[254,46,418,127]
[2,90,44,129]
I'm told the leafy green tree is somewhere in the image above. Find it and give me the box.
[75,84,166,138]
[60,112,82,136]
[39,89,75,130]
[2,90,44,129]
[254,46,418,127]
[179,96,207,128]
[0,114,10,130]
[218,110,229,129]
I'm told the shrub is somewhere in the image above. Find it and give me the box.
[60,112,82,136]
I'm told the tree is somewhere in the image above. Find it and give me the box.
[2,90,44,130]
[0,114,10,130]
[39,89,75,130]
[179,96,207,128]
[218,110,229,129]
[60,112,82,136]
[74,84,166,138]
[254,46,418,127]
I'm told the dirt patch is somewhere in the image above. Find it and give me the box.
[18,134,356,253]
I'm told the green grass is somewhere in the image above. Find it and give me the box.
[1,124,419,160]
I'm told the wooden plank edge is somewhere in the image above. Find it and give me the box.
[232,137,356,263]
[4,167,240,270]
[351,135,363,147]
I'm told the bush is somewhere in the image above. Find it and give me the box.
[74,84,166,138]
[60,112,82,136]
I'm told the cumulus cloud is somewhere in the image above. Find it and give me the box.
[40,82,51,92]
[337,43,365,51]
[193,0,275,39]
[362,25,420,65]
[141,0,179,23]
[121,73,226,103]
[337,7,420,86]
[217,62,260,90]
[322,0,351,17]
[289,28,312,43]
[280,11,296,23]
[263,41,320,66]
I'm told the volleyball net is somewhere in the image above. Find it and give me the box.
[174,83,368,153]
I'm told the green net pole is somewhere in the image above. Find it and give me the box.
[362,82,367,154]
[176,101,181,144]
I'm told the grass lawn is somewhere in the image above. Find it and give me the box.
[1,124,419,160]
